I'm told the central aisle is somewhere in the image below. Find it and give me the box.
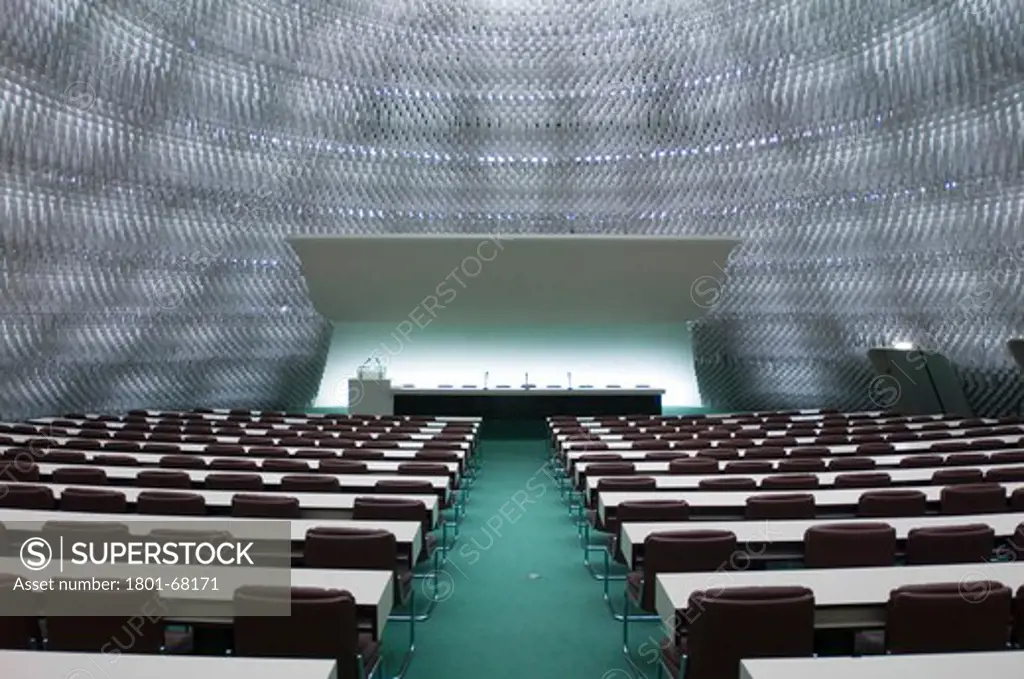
[406,433,643,679]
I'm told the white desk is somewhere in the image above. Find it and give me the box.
[563,435,1022,460]
[572,450,1024,484]
[564,417,1001,435]
[655,561,1024,630]
[0,557,395,632]
[0,651,341,679]
[560,431,1019,453]
[29,454,460,481]
[1,483,437,534]
[596,481,1024,523]
[620,511,1024,567]
[394,387,665,396]
[35,416,459,432]
[3,432,472,451]
[10,465,448,491]
[0,507,424,561]
[565,410,887,423]
[741,652,1024,679]
[584,462,1020,491]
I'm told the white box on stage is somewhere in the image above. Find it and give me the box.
[350,359,393,415]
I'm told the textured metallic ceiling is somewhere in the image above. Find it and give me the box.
[1,0,1022,417]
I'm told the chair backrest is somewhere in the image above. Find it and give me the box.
[1013,487,1024,511]
[1015,585,1024,648]
[639,530,738,611]
[743,447,786,460]
[52,467,108,485]
[683,586,815,679]
[136,470,192,489]
[803,522,896,568]
[723,461,773,475]
[945,453,990,467]
[43,586,164,652]
[136,490,207,516]
[828,457,876,471]
[159,455,208,469]
[320,459,370,474]
[206,473,265,491]
[280,475,341,492]
[760,474,820,490]
[352,497,430,549]
[43,450,86,463]
[342,449,386,460]
[788,446,829,458]
[745,493,815,520]
[668,458,719,474]
[777,458,826,472]
[303,527,397,570]
[939,483,1007,515]
[582,462,636,476]
[699,477,756,490]
[885,582,1012,653]
[695,449,739,461]
[905,523,996,564]
[596,476,657,492]
[374,479,435,494]
[857,489,927,517]
[0,573,40,648]
[931,468,985,485]
[617,500,690,525]
[985,466,1024,482]
[834,472,892,488]
[233,587,368,679]
[262,459,311,472]
[231,493,301,518]
[59,487,127,513]
[899,454,944,468]
[0,484,54,509]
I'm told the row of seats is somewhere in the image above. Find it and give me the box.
[557,412,1015,424]
[654,583,1024,679]
[582,452,1024,472]
[598,485,1024,521]
[0,483,438,514]
[565,436,1019,450]
[0,580,383,679]
[1,430,468,444]
[561,421,1020,435]
[2,452,458,472]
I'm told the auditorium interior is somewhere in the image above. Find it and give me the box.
[2,1,1024,679]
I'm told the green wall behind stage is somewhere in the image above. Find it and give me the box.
[314,322,704,409]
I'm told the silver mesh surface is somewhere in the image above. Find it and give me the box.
[1,0,1022,417]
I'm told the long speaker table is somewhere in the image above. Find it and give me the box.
[391,387,664,418]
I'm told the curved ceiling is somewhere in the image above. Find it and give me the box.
[0,0,1021,417]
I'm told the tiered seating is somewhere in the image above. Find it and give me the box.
[0,409,483,679]
[547,410,1024,679]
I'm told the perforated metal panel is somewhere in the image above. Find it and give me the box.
[1,0,1021,417]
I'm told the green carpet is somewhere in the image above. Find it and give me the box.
[399,431,665,679]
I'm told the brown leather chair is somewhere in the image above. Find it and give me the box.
[627,530,738,613]
[262,459,311,472]
[210,458,259,470]
[695,448,740,461]
[280,475,341,492]
[0,572,40,648]
[905,524,996,564]
[93,454,138,466]
[803,523,896,568]
[745,494,815,520]
[320,458,371,474]
[940,483,1007,514]
[699,477,756,490]
[352,497,435,569]
[232,494,301,518]
[612,500,691,567]
[204,444,246,456]
[777,458,826,473]
[59,487,127,513]
[136,491,206,516]
[857,489,926,517]
[828,456,876,471]
[303,528,410,605]
[985,466,1024,482]
[42,450,86,463]
[899,455,944,468]
[233,587,380,679]
[760,474,819,490]
[341,450,386,460]
[944,452,990,467]
[723,461,773,475]
[1014,585,1024,648]
[885,582,1012,653]
[52,467,108,485]
[834,472,892,488]
[661,587,815,679]
[136,470,192,489]
[668,458,719,474]
[0,461,40,481]
[0,484,54,509]
[931,468,985,485]
[43,586,164,652]
[206,473,264,491]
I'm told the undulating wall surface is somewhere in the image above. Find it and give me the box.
[317,323,702,408]
[1,0,1022,418]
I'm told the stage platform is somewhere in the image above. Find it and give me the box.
[390,387,663,418]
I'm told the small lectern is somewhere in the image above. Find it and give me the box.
[349,360,394,416]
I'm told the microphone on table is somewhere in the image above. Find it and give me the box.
[567,372,572,390]
[484,371,489,390]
